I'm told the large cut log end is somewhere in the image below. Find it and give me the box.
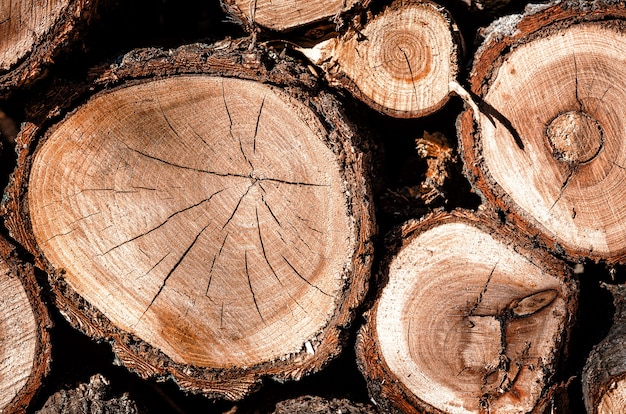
[6,42,374,399]
[357,210,577,413]
[459,1,626,264]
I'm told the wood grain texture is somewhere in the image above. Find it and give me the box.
[0,235,51,413]
[4,40,374,400]
[302,0,461,118]
[357,210,577,414]
[582,283,626,414]
[459,1,626,263]
[222,0,364,31]
[0,0,96,97]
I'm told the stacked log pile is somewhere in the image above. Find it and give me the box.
[0,0,625,413]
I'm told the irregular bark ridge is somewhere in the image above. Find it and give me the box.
[583,284,626,414]
[459,2,626,262]
[357,210,576,414]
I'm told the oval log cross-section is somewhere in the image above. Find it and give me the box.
[459,2,626,263]
[302,0,461,118]
[17,44,374,399]
[356,210,577,414]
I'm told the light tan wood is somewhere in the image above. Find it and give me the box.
[9,41,374,399]
[459,2,626,263]
[223,0,361,31]
[301,0,460,118]
[357,211,576,414]
[0,256,38,409]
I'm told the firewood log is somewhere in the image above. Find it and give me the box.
[582,283,626,414]
[301,0,463,118]
[3,40,375,400]
[356,209,577,413]
[458,0,626,263]
[221,0,368,32]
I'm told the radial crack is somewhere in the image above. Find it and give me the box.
[282,255,332,297]
[129,148,249,179]
[137,252,170,280]
[222,80,253,169]
[550,167,575,211]
[101,188,226,256]
[253,96,266,153]
[222,184,253,229]
[469,262,497,317]
[257,207,282,286]
[245,251,265,323]
[573,53,583,111]
[139,223,210,322]
[259,177,328,187]
[206,234,229,296]
[399,47,419,104]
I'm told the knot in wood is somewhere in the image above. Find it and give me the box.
[546,111,603,164]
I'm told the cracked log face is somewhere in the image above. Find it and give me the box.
[0,235,51,413]
[223,0,361,31]
[356,210,576,414]
[583,284,626,414]
[459,3,626,263]
[0,0,94,96]
[302,0,460,118]
[17,49,373,398]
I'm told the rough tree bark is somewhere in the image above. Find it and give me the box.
[2,40,374,400]
[582,283,626,414]
[221,0,368,32]
[356,210,577,414]
[0,233,51,413]
[273,395,378,414]
[36,374,139,414]
[301,0,462,118]
[0,0,97,97]
[458,1,626,263]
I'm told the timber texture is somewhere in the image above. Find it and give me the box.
[1,0,625,412]
[301,0,462,118]
[3,40,374,400]
[458,1,626,264]
[356,210,577,413]
[0,0,96,97]
[0,234,51,413]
